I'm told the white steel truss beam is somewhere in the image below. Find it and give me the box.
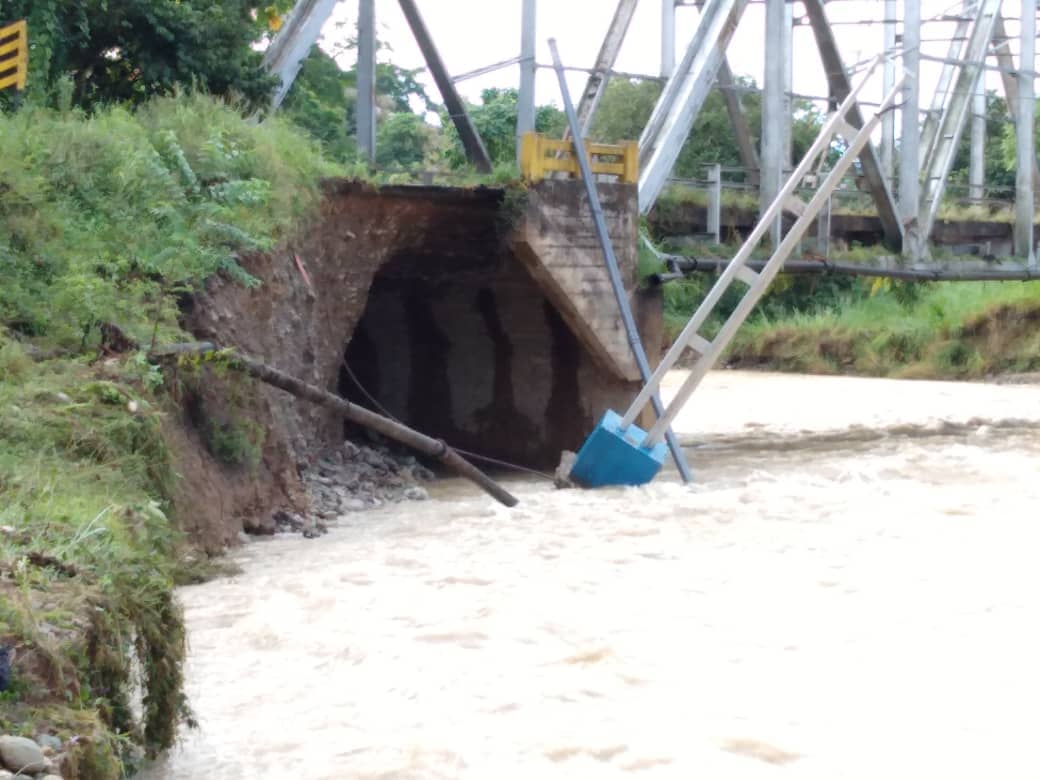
[638,0,748,214]
[917,0,1002,244]
[263,0,340,111]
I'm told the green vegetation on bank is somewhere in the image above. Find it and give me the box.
[648,247,1040,379]
[0,93,336,778]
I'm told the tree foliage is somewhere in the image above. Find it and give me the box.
[376,111,431,168]
[945,91,1016,193]
[590,76,824,181]
[281,47,434,165]
[1,0,298,110]
[441,87,566,168]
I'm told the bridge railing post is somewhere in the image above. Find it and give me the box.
[706,163,722,244]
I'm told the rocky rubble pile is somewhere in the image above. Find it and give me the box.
[277,441,434,537]
[0,734,64,779]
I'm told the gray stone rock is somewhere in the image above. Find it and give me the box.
[342,441,361,460]
[0,736,48,774]
[413,466,436,482]
[341,498,367,512]
[404,486,429,502]
[40,775,64,780]
[0,769,12,779]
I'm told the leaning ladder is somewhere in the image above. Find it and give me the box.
[620,57,907,445]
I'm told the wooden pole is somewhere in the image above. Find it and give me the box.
[152,343,519,508]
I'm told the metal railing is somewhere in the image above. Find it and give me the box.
[519,132,638,184]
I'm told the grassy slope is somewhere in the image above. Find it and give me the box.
[654,257,1040,379]
[0,95,336,777]
[727,280,1040,378]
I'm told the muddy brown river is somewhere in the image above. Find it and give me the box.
[142,371,1040,779]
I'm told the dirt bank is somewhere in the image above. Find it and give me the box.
[170,182,508,551]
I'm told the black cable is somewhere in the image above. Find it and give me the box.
[339,358,555,482]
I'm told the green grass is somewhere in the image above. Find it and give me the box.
[721,280,1040,378]
[0,92,337,347]
[0,93,339,778]
[0,345,188,775]
[651,230,1040,379]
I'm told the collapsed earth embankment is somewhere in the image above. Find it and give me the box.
[1,95,656,778]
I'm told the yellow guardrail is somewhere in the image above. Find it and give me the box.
[0,19,28,92]
[520,132,638,184]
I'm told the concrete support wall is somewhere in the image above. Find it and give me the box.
[511,180,643,381]
[340,181,656,469]
[194,181,654,473]
[348,253,657,469]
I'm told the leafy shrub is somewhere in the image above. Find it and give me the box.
[0,93,338,348]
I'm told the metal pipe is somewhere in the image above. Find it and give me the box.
[547,38,693,483]
[656,255,1040,281]
[150,344,519,507]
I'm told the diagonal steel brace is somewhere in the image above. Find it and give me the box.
[802,0,903,250]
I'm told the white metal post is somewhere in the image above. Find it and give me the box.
[783,0,794,176]
[761,0,788,246]
[900,0,921,258]
[1015,0,1036,262]
[357,0,377,164]
[517,0,537,162]
[707,164,722,243]
[969,81,986,200]
[662,0,676,77]
[817,195,831,256]
[881,0,897,185]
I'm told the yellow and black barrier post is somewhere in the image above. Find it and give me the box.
[0,19,28,92]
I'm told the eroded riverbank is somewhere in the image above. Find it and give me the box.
[143,372,1040,779]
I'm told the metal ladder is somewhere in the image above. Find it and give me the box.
[619,57,907,445]
[917,0,1001,244]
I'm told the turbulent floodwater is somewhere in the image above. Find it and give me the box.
[142,371,1040,779]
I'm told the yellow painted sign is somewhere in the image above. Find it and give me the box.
[0,19,27,91]
[520,132,638,184]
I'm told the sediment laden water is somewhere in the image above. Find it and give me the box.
[142,372,1040,779]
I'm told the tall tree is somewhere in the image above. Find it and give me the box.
[441,87,565,169]
[590,76,823,182]
[1,0,297,109]
[281,48,434,164]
